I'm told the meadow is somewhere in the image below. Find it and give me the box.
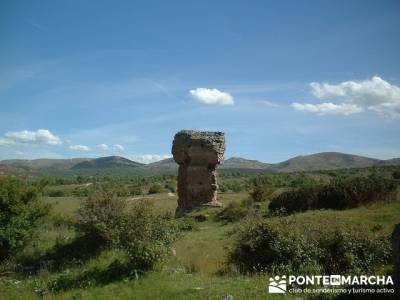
[1,166,399,299]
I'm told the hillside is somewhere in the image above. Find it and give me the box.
[270,152,382,173]
[0,158,91,173]
[222,157,272,169]
[71,156,144,169]
[1,152,399,175]
[143,157,271,174]
[143,158,178,174]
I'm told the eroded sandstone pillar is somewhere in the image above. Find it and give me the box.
[172,130,225,217]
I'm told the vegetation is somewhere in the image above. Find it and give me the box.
[0,165,399,299]
[0,178,50,261]
[228,214,391,274]
[269,174,397,214]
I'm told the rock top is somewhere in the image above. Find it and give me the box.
[172,130,225,165]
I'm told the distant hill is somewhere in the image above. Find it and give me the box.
[222,157,272,169]
[1,152,399,175]
[143,157,271,174]
[270,152,382,173]
[71,156,144,170]
[0,158,91,173]
[143,158,177,174]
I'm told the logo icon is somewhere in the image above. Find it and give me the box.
[330,275,341,286]
[268,275,287,293]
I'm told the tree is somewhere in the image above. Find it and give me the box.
[0,178,50,261]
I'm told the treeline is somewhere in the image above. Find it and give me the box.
[269,174,398,214]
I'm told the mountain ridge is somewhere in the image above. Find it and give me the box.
[0,152,399,175]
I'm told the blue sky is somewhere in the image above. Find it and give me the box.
[1,0,400,163]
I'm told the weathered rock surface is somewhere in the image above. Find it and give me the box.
[172,130,225,217]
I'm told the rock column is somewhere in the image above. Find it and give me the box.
[172,130,225,217]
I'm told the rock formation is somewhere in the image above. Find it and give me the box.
[172,130,225,217]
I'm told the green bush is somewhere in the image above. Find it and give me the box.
[129,185,142,196]
[250,185,274,202]
[174,217,199,231]
[268,186,321,214]
[118,201,178,270]
[228,216,319,273]
[217,199,253,223]
[228,216,390,274]
[72,187,90,197]
[318,227,391,274]
[76,183,177,271]
[392,170,400,180]
[0,178,50,261]
[268,175,397,214]
[76,183,127,247]
[148,184,164,194]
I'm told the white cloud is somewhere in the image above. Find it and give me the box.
[0,138,15,146]
[259,100,279,107]
[292,102,363,115]
[4,129,61,145]
[97,143,109,150]
[69,144,90,151]
[189,88,234,106]
[112,144,124,151]
[294,76,400,117]
[131,154,172,164]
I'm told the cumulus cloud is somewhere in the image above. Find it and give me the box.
[131,154,172,164]
[292,102,363,115]
[112,144,125,151]
[112,144,124,151]
[189,88,234,106]
[293,76,400,117]
[4,129,61,145]
[69,144,90,151]
[97,143,109,150]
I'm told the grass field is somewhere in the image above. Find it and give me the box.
[1,186,399,299]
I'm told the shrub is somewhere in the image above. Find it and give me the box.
[268,186,321,214]
[164,181,176,193]
[228,216,319,273]
[0,178,50,261]
[250,185,274,202]
[76,183,127,247]
[174,217,198,231]
[118,201,178,270]
[76,183,177,271]
[217,200,252,223]
[268,175,397,214]
[228,216,390,275]
[72,187,89,197]
[129,185,143,196]
[318,228,390,274]
[148,184,164,194]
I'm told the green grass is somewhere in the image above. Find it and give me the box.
[1,271,299,300]
[2,189,399,299]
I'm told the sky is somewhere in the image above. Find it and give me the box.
[0,0,400,163]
